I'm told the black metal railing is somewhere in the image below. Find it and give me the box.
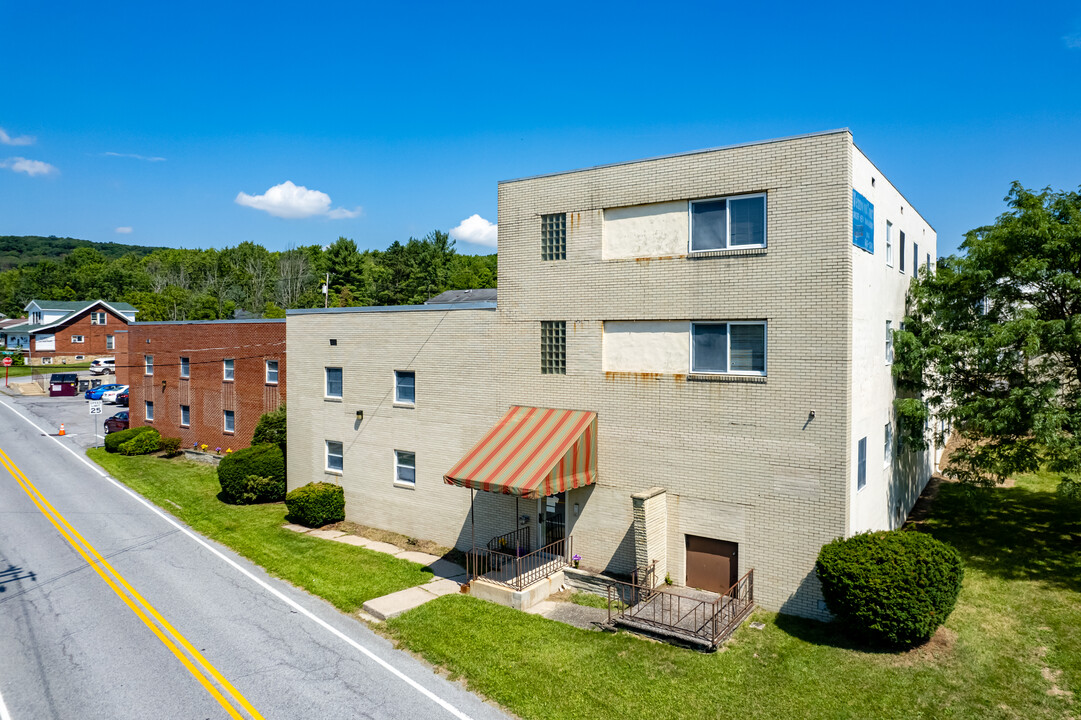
[469,535,571,591]
[487,526,532,555]
[607,568,755,648]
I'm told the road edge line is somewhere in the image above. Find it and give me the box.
[0,399,476,720]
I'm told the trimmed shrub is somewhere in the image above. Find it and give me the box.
[816,530,964,647]
[160,437,182,457]
[220,474,285,505]
[252,406,286,447]
[105,425,158,453]
[119,429,161,456]
[217,444,285,503]
[285,482,345,528]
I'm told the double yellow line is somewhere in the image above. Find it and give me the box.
[0,446,264,720]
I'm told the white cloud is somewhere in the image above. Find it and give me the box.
[235,180,360,219]
[0,127,34,146]
[1065,32,1081,49]
[1,157,58,176]
[449,214,498,247]
[115,226,133,234]
[104,151,166,162]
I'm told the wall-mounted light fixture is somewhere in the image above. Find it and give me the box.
[355,409,363,422]
[161,379,167,391]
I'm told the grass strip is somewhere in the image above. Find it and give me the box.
[89,449,432,611]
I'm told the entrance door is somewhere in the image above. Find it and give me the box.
[539,492,566,546]
[685,535,738,593]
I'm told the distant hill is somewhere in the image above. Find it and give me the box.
[0,235,157,270]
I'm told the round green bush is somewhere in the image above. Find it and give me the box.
[217,444,285,503]
[285,482,345,528]
[159,437,183,457]
[816,530,964,647]
[119,429,161,456]
[252,407,286,447]
[105,425,158,453]
[221,474,285,505]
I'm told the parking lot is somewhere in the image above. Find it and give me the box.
[0,391,127,451]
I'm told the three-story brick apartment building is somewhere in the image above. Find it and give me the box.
[120,319,286,450]
[286,129,937,618]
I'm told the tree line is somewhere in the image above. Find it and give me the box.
[0,232,496,321]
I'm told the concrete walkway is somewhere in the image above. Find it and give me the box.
[283,524,468,621]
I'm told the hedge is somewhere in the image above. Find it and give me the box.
[285,482,345,528]
[160,437,182,457]
[105,426,158,453]
[816,529,964,647]
[119,429,161,456]
[252,407,286,447]
[217,444,285,504]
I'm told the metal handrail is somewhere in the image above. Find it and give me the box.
[486,526,531,555]
[470,535,571,591]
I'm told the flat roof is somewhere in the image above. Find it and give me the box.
[500,128,850,184]
[288,301,497,317]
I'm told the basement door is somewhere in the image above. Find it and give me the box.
[685,535,738,594]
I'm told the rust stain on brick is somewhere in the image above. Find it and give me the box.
[604,371,663,384]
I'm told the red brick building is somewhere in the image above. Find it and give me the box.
[2,300,137,365]
[119,320,285,450]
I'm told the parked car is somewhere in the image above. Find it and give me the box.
[101,385,129,404]
[116,390,129,407]
[103,411,129,434]
[49,373,79,397]
[89,358,116,375]
[85,383,123,400]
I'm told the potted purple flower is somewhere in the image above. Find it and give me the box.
[572,554,581,569]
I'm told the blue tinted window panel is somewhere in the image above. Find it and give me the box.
[691,200,727,251]
[853,190,874,253]
[692,324,728,373]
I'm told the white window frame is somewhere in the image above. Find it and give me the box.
[71,335,84,343]
[145,355,154,376]
[145,400,154,422]
[325,440,344,474]
[265,359,279,385]
[394,370,415,405]
[885,320,893,365]
[41,356,52,365]
[688,192,768,253]
[689,321,768,376]
[394,450,416,489]
[223,358,234,382]
[325,367,343,399]
[180,356,190,378]
[180,405,190,428]
[885,221,894,267]
[223,410,235,434]
[90,311,107,325]
[857,437,867,491]
[106,335,114,350]
[884,421,893,467]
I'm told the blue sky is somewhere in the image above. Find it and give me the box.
[1,1,1079,258]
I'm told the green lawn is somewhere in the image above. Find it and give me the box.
[384,471,1080,720]
[88,449,433,610]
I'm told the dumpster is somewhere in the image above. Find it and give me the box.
[49,373,79,397]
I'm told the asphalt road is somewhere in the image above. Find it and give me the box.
[0,395,509,720]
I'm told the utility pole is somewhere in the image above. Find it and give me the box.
[323,273,329,308]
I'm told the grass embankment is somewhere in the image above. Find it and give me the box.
[384,471,1079,720]
[89,449,432,610]
[4,362,91,378]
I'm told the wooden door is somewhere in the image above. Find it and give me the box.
[685,535,738,593]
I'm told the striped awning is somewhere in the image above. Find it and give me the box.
[443,405,597,499]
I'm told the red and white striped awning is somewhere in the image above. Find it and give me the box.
[443,406,597,499]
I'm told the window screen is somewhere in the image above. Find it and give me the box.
[729,324,766,373]
[325,367,343,397]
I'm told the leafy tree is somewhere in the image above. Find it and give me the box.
[894,183,1081,499]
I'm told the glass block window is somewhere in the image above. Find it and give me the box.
[540,321,566,375]
[541,213,566,261]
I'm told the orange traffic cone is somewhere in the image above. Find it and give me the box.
[58,423,65,436]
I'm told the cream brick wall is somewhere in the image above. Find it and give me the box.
[287,130,934,620]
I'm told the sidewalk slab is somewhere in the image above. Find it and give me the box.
[422,578,463,597]
[331,535,369,547]
[282,524,310,533]
[362,585,438,621]
[360,539,403,555]
[396,550,442,566]
[425,558,468,581]
[306,529,346,540]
